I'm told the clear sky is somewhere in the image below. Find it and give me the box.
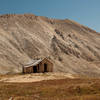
[0,0,100,32]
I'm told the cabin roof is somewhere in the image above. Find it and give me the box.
[24,58,53,68]
[24,59,42,67]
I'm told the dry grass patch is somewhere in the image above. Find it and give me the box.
[0,78,100,100]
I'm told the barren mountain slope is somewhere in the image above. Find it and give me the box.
[0,14,100,76]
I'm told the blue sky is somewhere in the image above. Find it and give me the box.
[0,0,100,32]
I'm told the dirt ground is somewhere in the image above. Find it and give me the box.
[0,77,100,100]
[0,72,74,83]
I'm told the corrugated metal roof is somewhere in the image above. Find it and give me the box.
[24,59,42,67]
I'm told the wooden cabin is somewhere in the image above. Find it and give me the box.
[23,58,53,73]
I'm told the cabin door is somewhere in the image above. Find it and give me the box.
[44,63,48,72]
[33,66,37,73]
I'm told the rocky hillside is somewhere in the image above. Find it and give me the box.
[0,14,100,76]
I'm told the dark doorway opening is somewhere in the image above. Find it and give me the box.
[33,66,37,73]
[44,63,48,72]
[38,64,39,71]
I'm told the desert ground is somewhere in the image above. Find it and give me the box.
[0,73,100,100]
[0,72,74,83]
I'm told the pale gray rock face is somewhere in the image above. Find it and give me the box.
[0,14,100,77]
